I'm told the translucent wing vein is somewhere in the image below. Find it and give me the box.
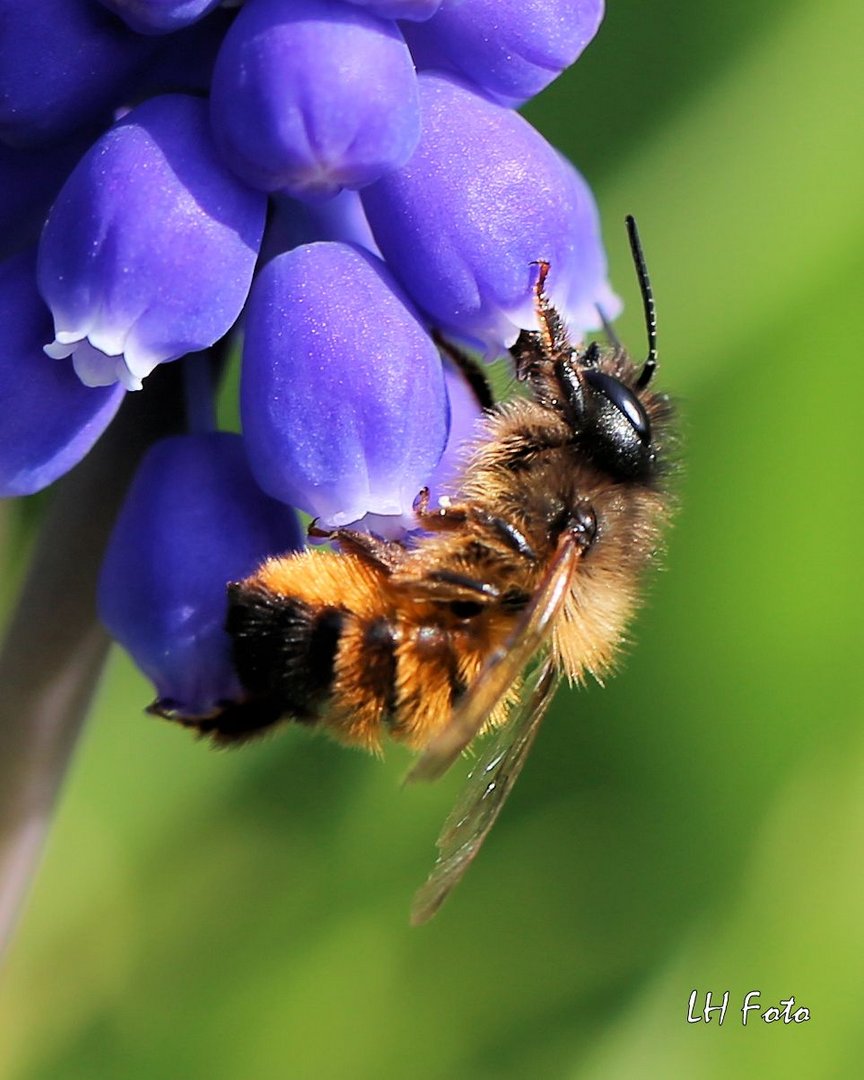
[410,657,559,925]
[408,532,581,924]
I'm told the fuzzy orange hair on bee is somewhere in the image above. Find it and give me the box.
[176,216,675,925]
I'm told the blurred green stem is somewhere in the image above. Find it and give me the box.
[0,367,185,962]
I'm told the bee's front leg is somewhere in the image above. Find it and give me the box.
[413,487,471,530]
[307,521,406,573]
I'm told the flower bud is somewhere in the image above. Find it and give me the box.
[98,433,302,718]
[403,0,604,106]
[241,241,448,529]
[210,0,421,200]
[38,95,267,391]
[361,74,619,356]
[96,0,223,35]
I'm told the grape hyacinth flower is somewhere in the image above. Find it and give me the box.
[209,0,422,200]
[0,250,125,497]
[362,71,620,356]
[98,0,224,36]
[0,0,616,951]
[39,94,267,390]
[98,432,303,720]
[241,241,448,532]
[402,0,605,107]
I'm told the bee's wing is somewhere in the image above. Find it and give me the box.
[406,532,580,784]
[410,654,559,925]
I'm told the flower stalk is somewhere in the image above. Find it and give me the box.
[0,368,186,959]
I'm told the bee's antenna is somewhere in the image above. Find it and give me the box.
[626,215,658,389]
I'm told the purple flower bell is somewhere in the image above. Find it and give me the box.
[0,0,158,147]
[210,0,421,201]
[344,0,442,19]
[98,432,302,719]
[241,241,448,531]
[0,250,124,497]
[403,0,605,107]
[96,0,224,35]
[37,94,267,391]
[361,73,620,357]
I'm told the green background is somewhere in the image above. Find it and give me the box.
[2,0,862,1076]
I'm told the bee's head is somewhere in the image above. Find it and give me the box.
[562,215,660,482]
[559,342,656,480]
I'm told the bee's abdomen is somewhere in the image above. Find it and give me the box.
[324,612,475,751]
[227,582,344,718]
[221,576,399,750]
[218,538,509,750]
[225,576,473,751]
[322,613,402,751]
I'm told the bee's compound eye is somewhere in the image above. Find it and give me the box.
[583,369,650,440]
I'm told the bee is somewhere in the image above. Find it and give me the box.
[174,216,675,924]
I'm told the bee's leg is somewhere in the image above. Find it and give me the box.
[468,508,538,560]
[510,328,544,383]
[531,260,560,353]
[413,487,471,531]
[532,260,571,355]
[307,522,406,573]
[511,261,573,384]
[432,331,494,410]
[415,489,537,561]
[149,695,287,745]
[412,487,432,517]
